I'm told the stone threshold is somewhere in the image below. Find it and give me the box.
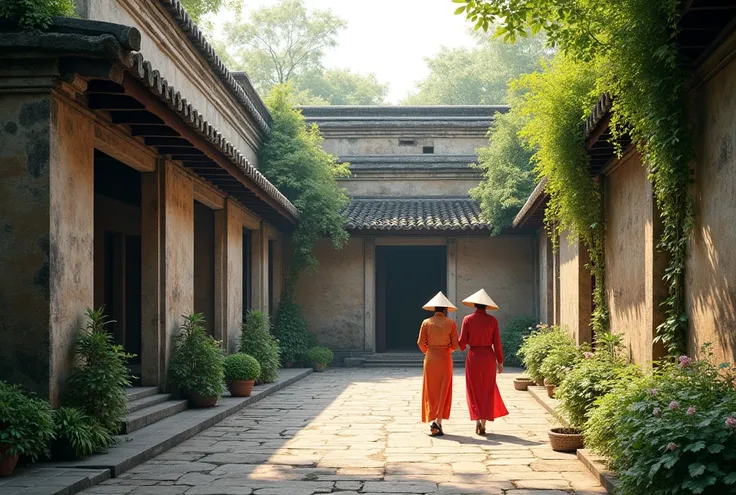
[525,385,618,493]
[0,368,311,495]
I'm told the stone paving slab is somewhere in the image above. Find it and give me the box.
[0,369,311,495]
[77,367,604,494]
[0,468,109,495]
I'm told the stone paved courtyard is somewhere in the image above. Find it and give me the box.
[81,368,605,495]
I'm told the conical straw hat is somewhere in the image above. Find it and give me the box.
[462,288,499,310]
[422,291,457,312]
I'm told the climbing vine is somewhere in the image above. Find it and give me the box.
[455,0,693,354]
[515,55,609,334]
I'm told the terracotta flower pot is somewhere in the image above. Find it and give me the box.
[188,392,218,408]
[313,364,325,372]
[546,384,557,398]
[228,380,255,397]
[548,427,584,452]
[513,377,534,391]
[0,444,19,477]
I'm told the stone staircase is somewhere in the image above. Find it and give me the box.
[122,387,187,434]
[356,352,468,368]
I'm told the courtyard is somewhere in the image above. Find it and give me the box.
[81,369,604,495]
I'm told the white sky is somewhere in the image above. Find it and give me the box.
[208,1,476,103]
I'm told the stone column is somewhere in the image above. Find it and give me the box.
[559,232,592,345]
[364,236,375,352]
[0,84,94,405]
[447,238,458,323]
[250,222,269,314]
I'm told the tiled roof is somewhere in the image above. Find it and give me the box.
[343,198,489,231]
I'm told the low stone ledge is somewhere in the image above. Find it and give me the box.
[577,449,619,494]
[6,368,311,495]
[527,386,569,427]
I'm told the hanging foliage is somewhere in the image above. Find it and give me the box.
[455,0,693,353]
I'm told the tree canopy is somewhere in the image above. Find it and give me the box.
[181,0,239,23]
[259,84,350,282]
[404,31,551,105]
[221,0,386,105]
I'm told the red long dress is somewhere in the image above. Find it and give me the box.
[459,309,509,421]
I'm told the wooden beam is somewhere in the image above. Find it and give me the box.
[193,181,225,210]
[94,122,156,172]
[122,74,297,225]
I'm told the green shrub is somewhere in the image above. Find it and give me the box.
[223,354,261,382]
[540,340,584,386]
[501,316,536,367]
[64,308,133,434]
[239,310,280,384]
[517,325,572,382]
[585,345,736,495]
[273,296,316,366]
[0,0,76,30]
[169,313,224,399]
[0,382,54,462]
[305,346,334,368]
[51,408,113,460]
[555,334,640,428]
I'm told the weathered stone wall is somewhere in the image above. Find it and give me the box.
[456,236,537,331]
[321,137,488,157]
[558,232,592,345]
[341,176,480,198]
[604,151,666,364]
[294,238,366,350]
[687,41,736,364]
[78,0,264,165]
[0,94,94,404]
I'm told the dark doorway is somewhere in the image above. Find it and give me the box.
[94,150,142,383]
[194,201,216,335]
[268,240,275,316]
[376,246,447,352]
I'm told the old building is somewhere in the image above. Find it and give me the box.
[514,2,736,365]
[0,1,294,404]
[294,106,538,360]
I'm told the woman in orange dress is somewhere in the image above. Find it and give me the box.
[459,289,509,435]
[417,291,459,437]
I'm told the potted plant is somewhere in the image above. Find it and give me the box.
[223,354,261,397]
[513,376,535,391]
[273,297,315,368]
[50,408,113,461]
[63,308,133,435]
[0,382,54,476]
[305,346,334,372]
[539,342,584,398]
[517,325,571,386]
[169,313,225,408]
[239,310,280,385]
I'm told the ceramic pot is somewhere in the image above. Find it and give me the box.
[0,444,18,477]
[513,377,534,391]
[188,392,218,408]
[546,384,557,399]
[313,364,325,372]
[227,380,255,397]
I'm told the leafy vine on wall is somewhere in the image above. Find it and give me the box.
[456,0,693,354]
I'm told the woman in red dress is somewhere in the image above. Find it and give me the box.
[458,289,509,435]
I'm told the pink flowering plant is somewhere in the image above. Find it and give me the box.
[585,344,736,495]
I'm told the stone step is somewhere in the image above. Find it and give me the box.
[121,399,188,434]
[126,386,159,401]
[127,393,174,413]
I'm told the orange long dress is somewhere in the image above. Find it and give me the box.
[417,312,459,422]
[459,309,509,421]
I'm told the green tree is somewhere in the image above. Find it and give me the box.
[181,0,240,23]
[404,31,551,105]
[260,84,350,281]
[470,105,535,234]
[298,69,388,105]
[224,0,345,93]
[0,0,75,30]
